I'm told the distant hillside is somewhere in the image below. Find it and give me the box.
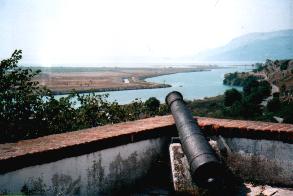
[257,59,293,93]
[195,29,293,61]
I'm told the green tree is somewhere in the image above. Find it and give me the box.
[0,50,49,142]
[124,98,145,120]
[281,102,293,123]
[241,96,262,118]
[280,84,286,94]
[279,60,289,70]
[227,100,243,118]
[258,80,271,98]
[145,97,160,114]
[266,98,280,113]
[243,78,271,105]
[76,93,126,127]
[224,88,242,106]
[243,77,259,96]
[40,93,78,135]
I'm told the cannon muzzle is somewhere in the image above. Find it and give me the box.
[166,91,223,188]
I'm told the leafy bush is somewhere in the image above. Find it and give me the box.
[267,98,280,113]
[279,60,289,71]
[0,50,50,141]
[253,63,265,72]
[282,103,293,123]
[243,78,271,102]
[145,97,160,114]
[223,72,259,86]
[224,88,242,107]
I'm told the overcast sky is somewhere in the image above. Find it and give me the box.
[0,0,292,65]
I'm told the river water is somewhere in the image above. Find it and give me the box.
[55,66,251,104]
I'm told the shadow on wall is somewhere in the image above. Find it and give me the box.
[0,138,170,195]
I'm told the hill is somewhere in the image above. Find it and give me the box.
[255,59,293,94]
[195,29,293,61]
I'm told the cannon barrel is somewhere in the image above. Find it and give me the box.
[166,91,223,188]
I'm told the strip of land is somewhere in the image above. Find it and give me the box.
[35,67,216,95]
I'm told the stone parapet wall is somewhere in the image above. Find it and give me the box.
[197,117,293,142]
[1,115,293,173]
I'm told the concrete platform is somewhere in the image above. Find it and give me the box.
[169,142,293,195]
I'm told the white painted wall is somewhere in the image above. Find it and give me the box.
[1,135,292,195]
[218,137,293,186]
[0,137,168,195]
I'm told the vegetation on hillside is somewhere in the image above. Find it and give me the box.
[186,96,225,118]
[223,72,261,86]
[253,59,293,123]
[192,60,293,123]
[189,76,274,121]
[254,59,293,95]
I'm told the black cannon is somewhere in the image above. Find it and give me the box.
[166,91,223,188]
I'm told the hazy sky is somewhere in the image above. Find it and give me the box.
[0,0,292,65]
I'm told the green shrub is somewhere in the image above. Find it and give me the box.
[224,88,242,107]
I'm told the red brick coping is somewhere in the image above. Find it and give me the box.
[0,115,293,173]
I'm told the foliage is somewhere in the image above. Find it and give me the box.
[253,63,265,72]
[144,97,160,114]
[281,102,293,123]
[0,50,50,141]
[242,77,259,95]
[243,79,271,102]
[224,88,242,106]
[279,60,290,71]
[187,96,225,118]
[76,93,125,127]
[223,72,259,86]
[266,98,280,113]
[192,63,293,123]
[280,84,286,94]
[221,75,271,120]
[45,94,79,134]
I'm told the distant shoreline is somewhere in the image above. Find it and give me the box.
[51,83,172,95]
[50,68,211,95]
[36,67,216,96]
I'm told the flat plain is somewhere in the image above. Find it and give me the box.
[34,67,215,95]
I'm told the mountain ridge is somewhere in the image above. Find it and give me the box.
[194,29,293,61]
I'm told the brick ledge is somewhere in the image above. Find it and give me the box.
[0,116,293,173]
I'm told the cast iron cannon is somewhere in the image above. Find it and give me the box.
[166,91,223,188]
